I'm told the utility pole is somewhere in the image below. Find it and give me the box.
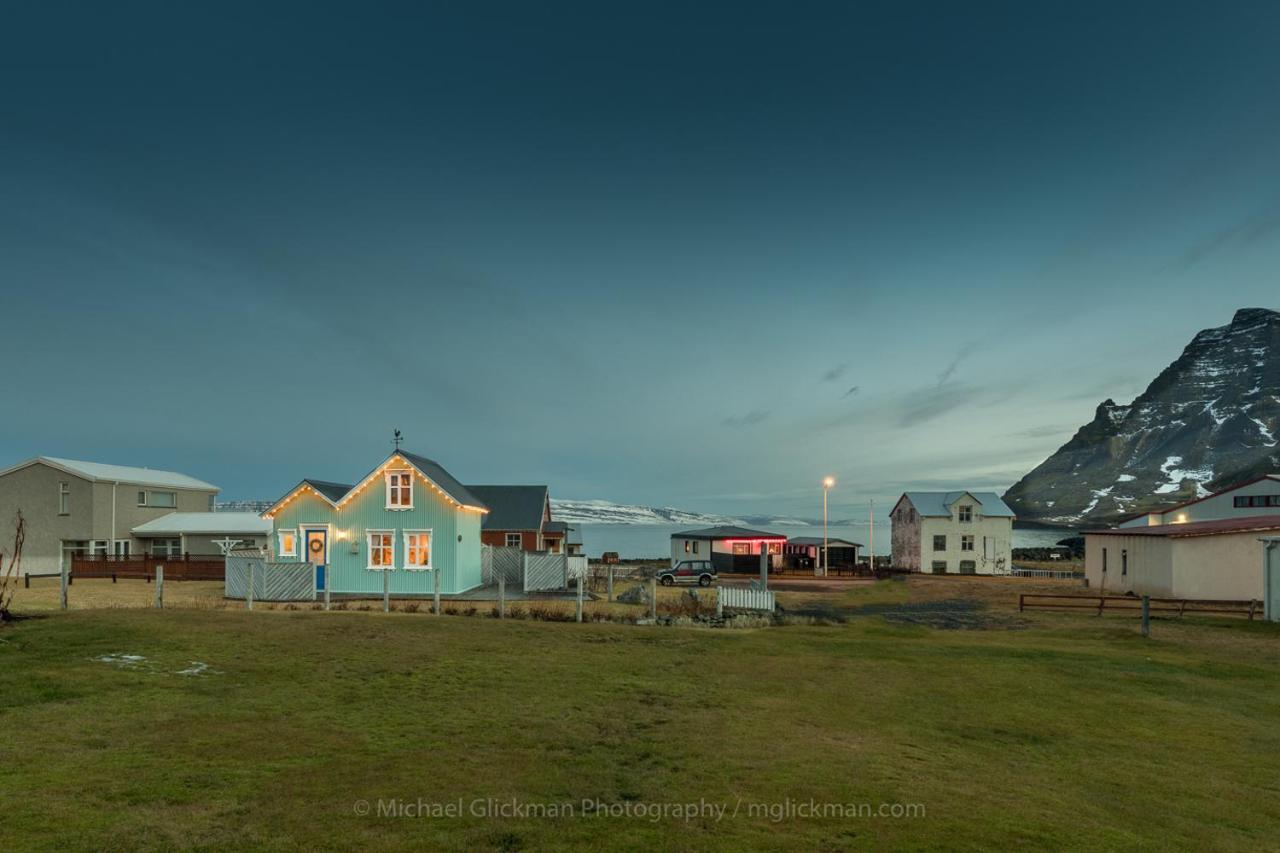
[869,498,875,574]
[822,476,835,577]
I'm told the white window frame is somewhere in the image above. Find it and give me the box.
[385,470,413,510]
[958,505,973,523]
[367,529,395,570]
[139,490,177,508]
[505,532,522,548]
[961,535,975,552]
[58,481,70,515]
[403,529,432,570]
[278,529,298,557]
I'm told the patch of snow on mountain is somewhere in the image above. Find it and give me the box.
[1253,417,1277,447]
[1116,474,1135,483]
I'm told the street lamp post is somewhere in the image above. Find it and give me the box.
[822,476,835,577]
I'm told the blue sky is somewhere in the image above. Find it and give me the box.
[2,1,1279,519]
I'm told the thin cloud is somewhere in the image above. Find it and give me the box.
[822,363,849,382]
[722,409,771,427]
[936,342,980,388]
[1171,207,1280,271]
[842,385,860,399]
[1011,424,1073,440]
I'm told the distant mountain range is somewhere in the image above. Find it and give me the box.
[1004,307,1279,526]
[549,499,850,527]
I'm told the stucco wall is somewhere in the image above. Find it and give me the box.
[1170,534,1266,600]
[1085,534,1174,597]
[890,504,921,571]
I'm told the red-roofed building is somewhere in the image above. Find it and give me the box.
[1084,515,1280,600]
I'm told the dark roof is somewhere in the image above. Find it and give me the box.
[1115,474,1280,524]
[1085,514,1280,538]
[543,520,568,534]
[398,451,487,509]
[788,537,863,548]
[303,479,353,503]
[464,485,548,530]
[672,525,787,541]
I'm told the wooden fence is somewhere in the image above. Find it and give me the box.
[70,554,225,582]
[1019,593,1264,620]
[717,586,776,615]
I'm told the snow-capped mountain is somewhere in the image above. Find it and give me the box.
[216,500,274,514]
[549,499,743,525]
[1005,307,1280,525]
[549,500,841,527]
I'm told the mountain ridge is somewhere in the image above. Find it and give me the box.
[1004,307,1280,525]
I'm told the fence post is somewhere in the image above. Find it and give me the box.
[1141,595,1150,637]
[324,580,331,612]
[576,575,583,623]
[433,568,441,615]
[1018,594,1024,612]
[246,560,255,611]
[383,569,390,613]
[649,574,657,621]
[25,573,29,589]
[498,575,506,619]
[607,564,614,602]
[760,548,768,589]
[155,565,164,609]
[60,563,68,611]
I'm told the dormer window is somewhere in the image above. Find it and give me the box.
[958,505,973,523]
[385,470,412,509]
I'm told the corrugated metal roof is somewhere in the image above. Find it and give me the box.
[302,479,352,503]
[1085,514,1280,538]
[788,537,863,548]
[398,451,487,509]
[672,525,786,540]
[900,491,1015,518]
[132,512,272,536]
[465,485,547,530]
[3,456,220,491]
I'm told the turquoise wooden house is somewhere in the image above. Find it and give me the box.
[262,450,489,596]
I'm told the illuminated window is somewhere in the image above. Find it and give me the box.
[403,531,431,569]
[732,542,751,555]
[684,541,691,553]
[767,542,782,555]
[385,470,413,509]
[278,530,297,557]
[506,532,522,548]
[367,531,394,569]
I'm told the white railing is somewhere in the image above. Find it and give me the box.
[717,586,776,615]
[1011,568,1083,580]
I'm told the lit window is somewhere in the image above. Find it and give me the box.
[404,531,431,569]
[385,471,412,509]
[732,542,751,555]
[767,542,782,555]
[958,506,972,523]
[961,535,974,552]
[684,541,691,554]
[58,481,70,515]
[278,530,297,557]
[368,531,394,569]
[506,532,522,548]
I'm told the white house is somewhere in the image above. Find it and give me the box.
[1118,474,1280,528]
[890,491,1015,574]
[1085,516,1280,600]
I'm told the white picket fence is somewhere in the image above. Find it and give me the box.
[717,586,776,615]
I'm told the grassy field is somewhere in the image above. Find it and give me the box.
[2,578,1279,850]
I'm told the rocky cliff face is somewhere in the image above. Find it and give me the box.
[1004,308,1280,525]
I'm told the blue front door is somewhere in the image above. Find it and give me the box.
[305,529,327,591]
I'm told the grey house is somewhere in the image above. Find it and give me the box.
[0,457,222,576]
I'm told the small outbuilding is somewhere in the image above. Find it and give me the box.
[784,537,863,571]
[670,526,787,572]
[1084,515,1280,601]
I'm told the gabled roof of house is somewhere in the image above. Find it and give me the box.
[542,520,568,535]
[0,456,219,491]
[672,525,787,541]
[1116,473,1280,524]
[132,512,272,536]
[302,479,354,503]
[566,524,583,546]
[897,491,1016,518]
[1085,514,1280,538]
[264,451,487,517]
[464,485,548,530]
[788,537,863,548]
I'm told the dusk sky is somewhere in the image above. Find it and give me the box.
[3,2,1280,520]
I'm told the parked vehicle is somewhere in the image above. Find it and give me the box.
[658,560,716,587]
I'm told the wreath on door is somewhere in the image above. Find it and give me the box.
[309,538,324,554]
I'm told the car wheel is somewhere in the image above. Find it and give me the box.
[660,575,674,586]
[698,574,712,587]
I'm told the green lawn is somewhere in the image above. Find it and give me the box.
[2,597,1279,850]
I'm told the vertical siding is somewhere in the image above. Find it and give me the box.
[268,470,483,595]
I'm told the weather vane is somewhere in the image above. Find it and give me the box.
[393,428,403,450]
